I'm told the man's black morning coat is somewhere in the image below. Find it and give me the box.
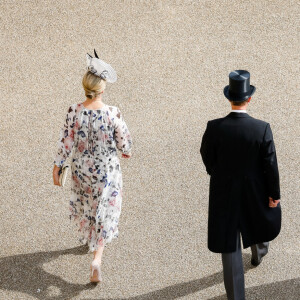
[200,112,281,253]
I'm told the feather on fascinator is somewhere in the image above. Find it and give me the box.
[86,49,117,83]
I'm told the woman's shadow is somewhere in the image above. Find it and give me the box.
[0,244,96,300]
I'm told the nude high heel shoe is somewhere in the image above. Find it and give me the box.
[90,260,102,283]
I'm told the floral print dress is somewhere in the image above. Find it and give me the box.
[54,102,132,253]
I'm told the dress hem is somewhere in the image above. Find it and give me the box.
[69,214,119,253]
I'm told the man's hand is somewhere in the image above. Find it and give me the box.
[53,165,61,186]
[269,197,280,208]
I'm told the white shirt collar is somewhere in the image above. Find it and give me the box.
[231,109,247,113]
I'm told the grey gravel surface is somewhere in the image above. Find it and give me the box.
[0,1,299,299]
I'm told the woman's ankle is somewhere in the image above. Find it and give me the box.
[93,258,102,265]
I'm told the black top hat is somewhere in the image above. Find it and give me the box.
[224,70,256,101]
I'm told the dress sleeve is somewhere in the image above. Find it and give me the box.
[113,107,133,155]
[53,104,76,167]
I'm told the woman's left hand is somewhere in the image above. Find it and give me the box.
[53,165,61,186]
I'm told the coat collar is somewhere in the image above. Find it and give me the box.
[226,112,251,118]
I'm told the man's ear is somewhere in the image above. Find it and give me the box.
[247,97,251,102]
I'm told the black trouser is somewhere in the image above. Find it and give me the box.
[221,230,269,300]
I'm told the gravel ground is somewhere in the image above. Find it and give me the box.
[0,1,299,299]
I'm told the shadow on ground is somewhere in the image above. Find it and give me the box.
[0,244,96,300]
[88,274,299,300]
[208,277,300,300]
[0,250,299,300]
[85,254,300,300]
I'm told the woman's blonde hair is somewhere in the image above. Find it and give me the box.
[82,71,107,99]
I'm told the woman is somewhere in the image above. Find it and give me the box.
[52,50,133,283]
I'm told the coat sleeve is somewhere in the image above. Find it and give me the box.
[200,121,214,175]
[261,123,280,199]
[113,107,133,155]
[53,104,76,167]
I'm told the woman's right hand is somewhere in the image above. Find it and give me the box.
[53,164,62,186]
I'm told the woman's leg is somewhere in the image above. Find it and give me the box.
[93,245,104,264]
[90,245,104,281]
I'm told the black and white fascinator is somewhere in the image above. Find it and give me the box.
[86,49,117,83]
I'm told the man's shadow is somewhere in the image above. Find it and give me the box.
[0,244,96,300]
[208,277,300,300]
[88,267,299,300]
[85,252,300,300]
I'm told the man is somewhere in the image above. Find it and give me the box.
[200,70,281,300]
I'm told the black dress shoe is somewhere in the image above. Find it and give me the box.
[251,257,262,266]
[250,243,269,267]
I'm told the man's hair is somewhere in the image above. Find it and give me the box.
[231,97,250,106]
